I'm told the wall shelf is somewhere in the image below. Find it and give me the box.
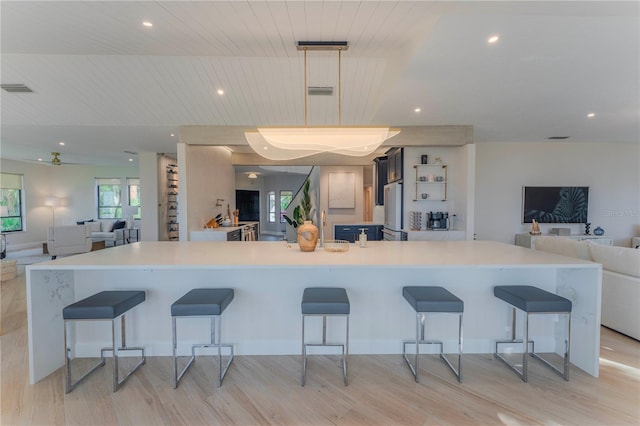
[413,164,447,201]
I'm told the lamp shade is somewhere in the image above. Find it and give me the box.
[245,127,400,161]
[44,196,61,207]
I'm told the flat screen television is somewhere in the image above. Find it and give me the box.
[522,186,589,223]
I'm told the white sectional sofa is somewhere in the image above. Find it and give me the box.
[81,220,127,246]
[535,236,640,340]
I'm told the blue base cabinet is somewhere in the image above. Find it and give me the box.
[334,225,383,243]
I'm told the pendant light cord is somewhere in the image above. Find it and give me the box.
[338,47,342,126]
[304,47,308,126]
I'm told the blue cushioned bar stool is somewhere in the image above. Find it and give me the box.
[301,287,350,386]
[171,288,234,388]
[402,286,463,383]
[63,290,146,393]
[494,285,572,382]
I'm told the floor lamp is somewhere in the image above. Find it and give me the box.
[44,196,61,227]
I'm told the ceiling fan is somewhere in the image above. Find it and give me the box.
[50,151,62,165]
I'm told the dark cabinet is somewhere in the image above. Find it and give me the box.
[334,225,383,243]
[386,147,403,183]
[373,156,388,205]
[227,229,241,241]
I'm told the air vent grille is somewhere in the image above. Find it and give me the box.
[308,86,333,96]
[1,84,33,93]
[548,136,570,140]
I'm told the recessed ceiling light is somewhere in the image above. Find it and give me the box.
[414,108,421,113]
[37,158,43,162]
[488,35,500,44]
[217,89,224,96]
[587,113,596,118]
[58,141,65,146]
[170,133,175,137]
[142,21,153,27]
[128,158,134,162]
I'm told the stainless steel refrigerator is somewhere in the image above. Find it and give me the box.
[383,182,404,240]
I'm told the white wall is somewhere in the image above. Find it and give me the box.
[474,142,640,246]
[403,146,472,234]
[181,145,235,237]
[319,165,365,238]
[1,158,138,250]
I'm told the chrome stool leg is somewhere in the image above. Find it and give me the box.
[301,314,349,386]
[495,307,571,382]
[173,314,234,388]
[403,312,463,383]
[65,314,145,394]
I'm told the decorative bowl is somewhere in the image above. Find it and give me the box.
[323,240,350,253]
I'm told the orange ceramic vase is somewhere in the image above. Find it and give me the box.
[297,220,318,252]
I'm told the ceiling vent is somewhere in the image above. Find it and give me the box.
[1,84,34,93]
[548,136,570,140]
[308,86,333,96]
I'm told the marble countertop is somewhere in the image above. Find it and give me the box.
[28,240,598,270]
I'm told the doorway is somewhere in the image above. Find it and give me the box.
[236,190,260,221]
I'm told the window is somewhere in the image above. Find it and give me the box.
[0,173,24,232]
[280,190,293,223]
[96,178,122,219]
[127,178,141,219]
[268,191,275,223]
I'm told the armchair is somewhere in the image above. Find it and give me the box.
[47,224,92,260]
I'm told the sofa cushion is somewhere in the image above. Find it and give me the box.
[589,244,640,278]
[534,236,591,260]
[89,221,102,233]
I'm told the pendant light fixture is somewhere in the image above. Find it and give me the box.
[245,41,400,160]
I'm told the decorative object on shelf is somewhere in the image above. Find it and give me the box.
[244,41,399,160]
[421,193,430,199]
[421,155,428,164]
[593,226,605,236]
[584,222,591,235]
[419,176,426,182]
[529,219,542,235]
[434,157,443,164]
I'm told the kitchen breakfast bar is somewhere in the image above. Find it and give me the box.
[26,240,601,384]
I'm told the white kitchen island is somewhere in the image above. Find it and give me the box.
[26,240,601,384]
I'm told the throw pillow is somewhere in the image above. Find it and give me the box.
[112,220,126,231]
[76,220,85,225]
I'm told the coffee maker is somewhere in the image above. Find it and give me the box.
[426,211,449,230]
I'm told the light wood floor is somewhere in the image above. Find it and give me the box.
[2,272,639,425]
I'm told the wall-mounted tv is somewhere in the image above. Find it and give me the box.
[522,186,589,223]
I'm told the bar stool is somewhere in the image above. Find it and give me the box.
[171,288,234,388]
[63,290,146,393]
[494,285,572,382]
[402,286,463,383]
[301,287,350,386]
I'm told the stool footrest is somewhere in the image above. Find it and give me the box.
[174,344,234,388]
[402,339,462,383]
[64,349,106,394]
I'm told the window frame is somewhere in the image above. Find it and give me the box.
[279,190,293,223]
[96,178,122,219]
[127,177,141,219]
[0,173,24,233]
[267,191,276,223]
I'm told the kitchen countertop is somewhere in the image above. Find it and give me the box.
[29,240,596,270]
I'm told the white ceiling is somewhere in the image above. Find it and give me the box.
[1,1,638,167]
